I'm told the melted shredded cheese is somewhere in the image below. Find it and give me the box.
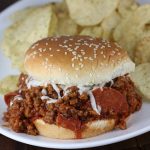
[10,95,23,106]
[24,76,110,115]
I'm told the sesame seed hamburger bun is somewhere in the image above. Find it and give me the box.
[24,36,135,139]
[24,36,135,86]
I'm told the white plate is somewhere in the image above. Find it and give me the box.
[0,0,150,149]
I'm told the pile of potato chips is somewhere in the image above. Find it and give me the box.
[0,0,150,100]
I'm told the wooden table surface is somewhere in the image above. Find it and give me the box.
[0,0,150,150]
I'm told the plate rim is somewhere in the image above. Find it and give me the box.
[0,0,150,149]
[0,125,150,149]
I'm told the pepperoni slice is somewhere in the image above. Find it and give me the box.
[4,92,18,106]
[92,88,129,116]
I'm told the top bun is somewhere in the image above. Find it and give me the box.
[24,36,135,86]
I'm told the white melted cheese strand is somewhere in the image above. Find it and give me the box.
[110,79,114,87]
[88,91,101,115]
[47,99,58,104]
[78,86,90,95]
[26,77,61,99]
[51,83,61,99]
[26,77,43,88]
[62,85,71,95]
[10,95,23,106]
[41,89,47,95]
[25,76,108,115]
[41,96,50,100]
[78,86,101,115]
[41,96,57,104]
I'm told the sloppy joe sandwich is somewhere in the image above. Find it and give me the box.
[3,36,142,139]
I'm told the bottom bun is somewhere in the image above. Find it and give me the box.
[34,119,115,139]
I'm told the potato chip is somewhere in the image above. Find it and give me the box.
[118,0,138,18]
[10,7,36,22]
[101,11,121,40]
[80,26,103,38]
[55,16,78,36]
[53,1,68,17]
[53,1,78,36]
[134,37,150,64]
[66,0,119,26]
[0,75,19,95]
[23,5,57,43]
[1,4,57,71]
[130,63,150,101]
[113,5,150,58]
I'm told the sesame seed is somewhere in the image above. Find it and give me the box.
[81,51,85,55]
[75,68,79,71]
[59,44,63,47]
[64,45,68,48]
[43,48,46,52]
[101,51,104,54]
[38,48,42,52]
[72,51,76,55]
[101,45,105,49]
[79,63,84,68]
[115,48,118,51]
[64,40,68,44]
[80,64,84,68]
[57,49,60,52]
[65,52,67,55]
[74,46,79,50]
[69,38,73,41]
[67,48,73,52]
[71,57,75,61]
[75,43,80,46]
[89,57,93,61]
[46,43,48,46]
[80,58,83,61]
[72,63,75,68]
[50,54,53,57]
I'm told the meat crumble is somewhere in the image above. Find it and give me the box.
[3,73,142,137]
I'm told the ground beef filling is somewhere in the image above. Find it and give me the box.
[3,74,142,137]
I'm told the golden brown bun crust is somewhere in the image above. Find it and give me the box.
[34,119,115,139]
[24,36,135,85]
